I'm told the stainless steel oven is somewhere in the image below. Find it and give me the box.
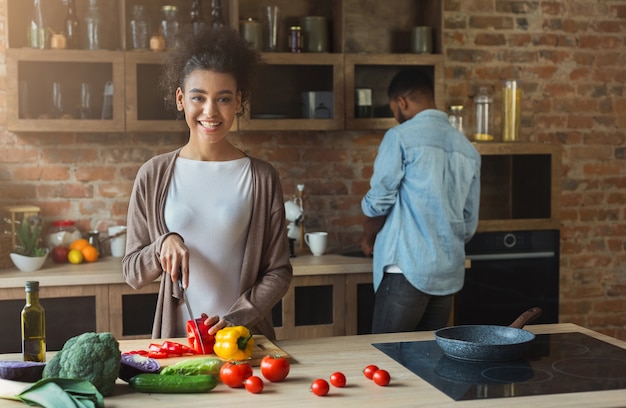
[454,229,559,325]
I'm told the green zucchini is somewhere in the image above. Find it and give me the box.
[129,373,217,393]
[160,357,224,376]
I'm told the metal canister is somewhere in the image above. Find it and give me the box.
[239,17,262,51]
[289,25,302,53]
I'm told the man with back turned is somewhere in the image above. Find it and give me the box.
[361,68,481,333]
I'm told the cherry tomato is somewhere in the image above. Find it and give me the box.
[260,355,290,382]
[311,378,329,396]
[372,369,391,386]
[329,371,346,387]
[363,364,379,379]
[219,361,253,388]
[244,375,264,394]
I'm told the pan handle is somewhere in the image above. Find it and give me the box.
[509,307,542,329]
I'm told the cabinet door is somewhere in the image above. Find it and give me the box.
[344,53,444,130]
[7,49,125,133]
[0,285,108,353]
[108,282,160,340]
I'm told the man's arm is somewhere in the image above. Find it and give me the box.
[361,215,387,257]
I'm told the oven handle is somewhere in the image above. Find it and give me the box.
[466,251,556,261]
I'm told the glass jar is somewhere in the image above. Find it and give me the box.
[27,0,47,49]
[448,105,465,135]
[46,220,82,249]
[502,80,522,142]
[473,86,493,142]
[130,4,150,50]
[160,5,180,50]
[83,0,103,50]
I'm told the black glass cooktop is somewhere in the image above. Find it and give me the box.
[374,332,626,400]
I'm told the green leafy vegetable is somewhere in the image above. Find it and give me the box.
[16,378,104,408]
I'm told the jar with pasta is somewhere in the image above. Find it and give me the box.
[501,80,521,142]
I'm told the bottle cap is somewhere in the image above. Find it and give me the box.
[25,281,40,292]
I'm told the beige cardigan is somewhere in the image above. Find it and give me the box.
[122,149,293,340]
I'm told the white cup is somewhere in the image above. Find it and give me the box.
[304,231,328,256]
[108,225,127,257]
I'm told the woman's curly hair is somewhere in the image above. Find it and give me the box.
[160,26,262,119]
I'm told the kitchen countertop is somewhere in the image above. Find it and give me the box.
[0,253,373,289]
[0,323,624,407]
[0,254,471,289]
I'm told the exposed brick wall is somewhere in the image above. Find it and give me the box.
[442,0,626,339]
[1,0,625,339]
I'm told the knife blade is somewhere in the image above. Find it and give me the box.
[178,274,207,355]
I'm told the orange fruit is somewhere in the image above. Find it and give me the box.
[69,238,89,251]
[68,249,84,264]
[81,244,99,263]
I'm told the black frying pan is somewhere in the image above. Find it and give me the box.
[434,307,542,362]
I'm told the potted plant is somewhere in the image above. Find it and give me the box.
[10,215,48,272]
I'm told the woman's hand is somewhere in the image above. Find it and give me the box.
[159,233,189,287]
[201,313,230,335]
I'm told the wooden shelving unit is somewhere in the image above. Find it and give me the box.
[6,0,444,132]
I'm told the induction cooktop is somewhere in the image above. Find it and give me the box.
[373,332,626,400]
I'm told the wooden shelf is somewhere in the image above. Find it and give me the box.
[6,49,125,133]
[5,0,444,133]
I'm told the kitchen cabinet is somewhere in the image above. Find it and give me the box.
[0,255,373,350]
[473,143,562,232]
[5,0,443,132]
[0,285,107,353]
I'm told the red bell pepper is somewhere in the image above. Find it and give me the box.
[186,318,215,355]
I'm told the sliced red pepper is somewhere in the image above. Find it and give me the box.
[186,318,215,355]
[147,350,169,359]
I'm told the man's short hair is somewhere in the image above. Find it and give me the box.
[387,68,434,100]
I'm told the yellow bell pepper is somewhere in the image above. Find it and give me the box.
[213,326,255,361]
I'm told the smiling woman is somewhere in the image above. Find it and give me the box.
[122,26,293,342]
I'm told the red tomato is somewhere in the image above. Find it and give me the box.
[260,355,290,382]
[219,361,253,388]
[329,371,346,387]
[363,364,379,379]
[244,375,264,394]
[311,378,329,396]
[372,369,391,386]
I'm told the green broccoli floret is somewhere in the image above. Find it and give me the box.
[42,332,121,397]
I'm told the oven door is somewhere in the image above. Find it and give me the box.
[454,231,560,326]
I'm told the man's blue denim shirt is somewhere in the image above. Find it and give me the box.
[362,109,481,295]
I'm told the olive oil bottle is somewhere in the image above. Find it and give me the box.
[21,281,46,362]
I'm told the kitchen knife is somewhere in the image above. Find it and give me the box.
[178,274,207,355]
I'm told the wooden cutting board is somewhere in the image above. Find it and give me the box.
[119,335,290,367]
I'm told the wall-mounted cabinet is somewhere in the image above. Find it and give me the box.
[5,0,443,133]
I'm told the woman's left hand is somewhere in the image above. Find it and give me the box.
[201,313,230,335]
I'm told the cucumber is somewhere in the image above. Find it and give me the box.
[129,373,217,393]
[160,357,224,376]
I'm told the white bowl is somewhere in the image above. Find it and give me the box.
[10,252,48,272]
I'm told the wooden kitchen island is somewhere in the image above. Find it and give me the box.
[0,323,625,407]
